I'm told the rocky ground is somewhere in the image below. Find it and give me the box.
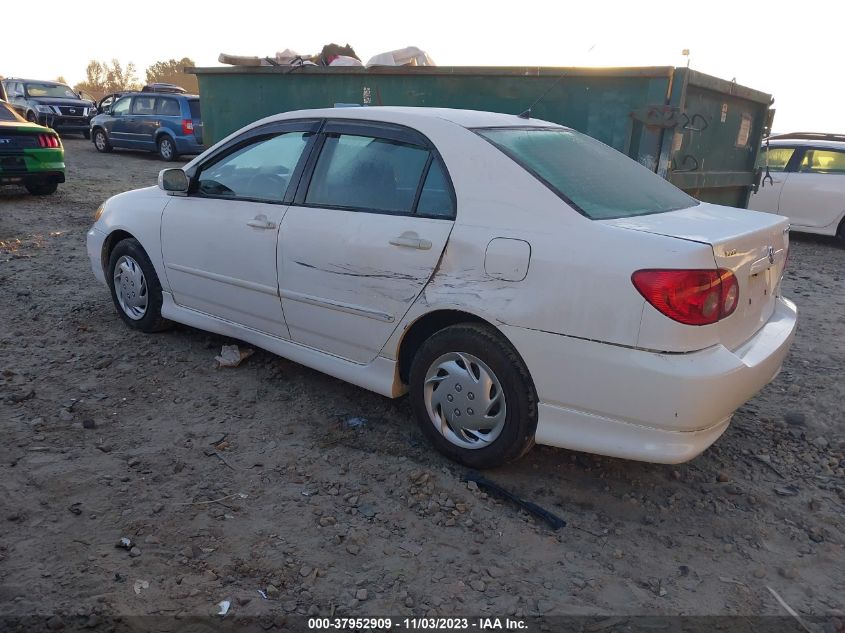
[1,139,843,629]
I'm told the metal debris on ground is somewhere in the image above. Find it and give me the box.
[215,345,255,368]
[465,471,566,530]
[217,600,231,616]
[115,537,133,550]
[133,579,149,595]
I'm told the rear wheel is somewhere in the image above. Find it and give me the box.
[157,136,178,161]
[409,323,537,468]
[93,129,112,153]
[24,180,58,196]
[837,217,845,242]
[107,238,172,333]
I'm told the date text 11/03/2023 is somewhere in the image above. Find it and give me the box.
[307,617,528,630]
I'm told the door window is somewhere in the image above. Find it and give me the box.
[306,134,430,214]
[131,96,156,115]
[112,97,131,115]
[799,149,845,174]
[416,160,456,218]
[197,132,311,202]
[756,147,795,172]
[156,98,181,116]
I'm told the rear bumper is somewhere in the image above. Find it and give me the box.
[174,136,204,154]
[502,296,797,463]
[0,149,65,184]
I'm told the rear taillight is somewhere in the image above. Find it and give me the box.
[182,119,194,135]
[37,134,60,148]
[632,269,739,326]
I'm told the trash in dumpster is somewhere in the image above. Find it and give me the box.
[367,46,435,67]
[215,345,254,368]
[219,42,362,68]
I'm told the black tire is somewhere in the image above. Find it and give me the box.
[157,136,178,161]
[24,180,58,196]
[107,238,172,333]
[93,128,112,153]
[83,130,91,140]
[26,111,37,123]
[837,218,845,242]
[409,323,537,469]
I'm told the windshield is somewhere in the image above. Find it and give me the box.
[476,127,698,220]
[25,83,78,99]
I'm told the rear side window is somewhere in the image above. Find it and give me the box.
[156,98,181,116]
[477,128,698,220]
[131,96,156,115]
[417,160,455,217]
[188,100,201,119]
[756,147,795,172]
[799,149,845,174]
[306,134,430,214]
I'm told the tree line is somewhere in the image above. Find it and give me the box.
[72,58,198,99]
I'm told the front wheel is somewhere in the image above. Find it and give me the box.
[157,136,178,161]
[93,129,112,153]
[107,238,172,333]
[409,323,538,468]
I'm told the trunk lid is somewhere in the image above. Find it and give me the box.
[606,203,790,350]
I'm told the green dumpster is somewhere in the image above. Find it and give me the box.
[188,65,773,208]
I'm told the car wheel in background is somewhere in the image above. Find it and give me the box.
[157,136,178,161]
[24,180,58,196]
[409,323,538,468]
[93,129,112,153]
[107,238,172,333]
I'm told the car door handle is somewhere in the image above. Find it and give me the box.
[390,231,431,250]
[246,215,276,229]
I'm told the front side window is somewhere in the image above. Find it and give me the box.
[477,127,698,220]
[306,134,430,214]
[197,132,311,202]
[112,98,131,115]
[756,146,796,172]
[131,96,156,115]
[799,149,845,174]
[25,83,77,99]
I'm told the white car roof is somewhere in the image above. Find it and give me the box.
[766,138,845,150]
[263,106,563,130]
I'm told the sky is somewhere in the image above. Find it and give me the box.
[2,1,842,133]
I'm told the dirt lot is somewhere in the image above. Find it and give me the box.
[1,138,844,628]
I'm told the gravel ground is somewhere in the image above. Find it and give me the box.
[1,138,843,628]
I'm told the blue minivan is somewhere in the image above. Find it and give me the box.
[90,92,204,161]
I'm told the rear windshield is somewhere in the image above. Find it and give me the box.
[476,127,698,219]
[0,103,20,121]
[188,100,201,119]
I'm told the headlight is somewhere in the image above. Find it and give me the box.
[36,105,55,114]
[93,204,105,222]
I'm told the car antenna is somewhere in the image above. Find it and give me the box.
[518,72,568,119]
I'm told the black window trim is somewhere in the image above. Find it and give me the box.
[186,118,323,204]
[292,118,457,220]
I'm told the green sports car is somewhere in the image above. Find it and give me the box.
[0,99,65,195]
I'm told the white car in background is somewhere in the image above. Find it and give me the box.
[749,133,845,238]
[86,107,797,468]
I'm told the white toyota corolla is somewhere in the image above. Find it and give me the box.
[87,107,797,468]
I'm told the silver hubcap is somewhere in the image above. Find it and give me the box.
[95,133,105,150]
[113,255,148,320]
[161,140,172,158]
[423,352,506,450]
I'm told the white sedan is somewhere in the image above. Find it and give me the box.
[87,107,797,468]
[749,135,845,238]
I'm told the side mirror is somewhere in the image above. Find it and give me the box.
[158,168,189,193]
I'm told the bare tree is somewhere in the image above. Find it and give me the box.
[145,58,198,93]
